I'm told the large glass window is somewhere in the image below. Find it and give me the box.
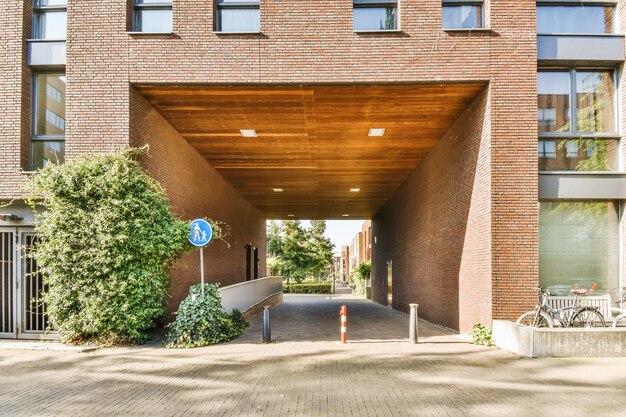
[32,74,65,170]
[133,0,173,33]
[537,4,615,34]
[540,201,619,295]
[33,0,67,40]
[576,70,616,133]
[538,72,570,133]
[442,1,483,29]
[216,0,260,32]
[538,69,616,134]
[538,139,619,171]
[353,0,398,31]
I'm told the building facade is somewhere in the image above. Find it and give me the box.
[1,0,625,337]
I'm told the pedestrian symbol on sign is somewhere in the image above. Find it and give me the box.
[189,219,212,247]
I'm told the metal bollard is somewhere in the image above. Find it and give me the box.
[262,306,271,343]
[409,303,419,344]
[340,305,347,343]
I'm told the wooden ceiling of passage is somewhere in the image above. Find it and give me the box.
[136,83,485,219]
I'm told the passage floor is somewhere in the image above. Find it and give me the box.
[0,295,625,416]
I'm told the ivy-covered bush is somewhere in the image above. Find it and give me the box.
[164,284,248,348]
[26,148,190,345]
[283,283,332,294]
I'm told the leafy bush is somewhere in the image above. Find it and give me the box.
[283,283,332,294]
[468,323,494,347]
[164,284,248,348]
[26,148,190,345]
[351,261,371,296]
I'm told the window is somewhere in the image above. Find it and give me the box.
[33,0,67,40]
[538,69,616,134]
[539,139,618,171]
[32,74,65,170]
[538,108,556,127]
[537,4,615,34]
[442,1,483,29]
[540,201,619,295]
[353,0,398,31]
[133,0,173,33]
[565,141,578,158]
[538,140,557,158]
[538,69,617,172]
[216,0,260,33]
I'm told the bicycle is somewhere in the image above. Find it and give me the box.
[516,287,606,328]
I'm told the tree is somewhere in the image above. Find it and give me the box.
[308,220,335,279]
[267,220,335,283]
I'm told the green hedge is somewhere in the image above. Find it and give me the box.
[283,283,332,294]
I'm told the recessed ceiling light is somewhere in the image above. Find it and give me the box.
[240,129,257,137]
[288,214,295,217]
[368,128,385,137]
[342,214,350,217]
[272,188,284,192]
[350,188,360,193]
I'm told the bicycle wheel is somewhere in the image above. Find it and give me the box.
[570,307,606,328]
[516,311,553,328]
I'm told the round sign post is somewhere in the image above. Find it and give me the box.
[188,219,213,297]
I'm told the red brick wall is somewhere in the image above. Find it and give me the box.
[129,89,266,316]
[0,0,31,199]
[488,0,538,321]
[372,88,491,333]
[3,0,539,323]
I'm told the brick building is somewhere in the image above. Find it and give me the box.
[1,0,625,337]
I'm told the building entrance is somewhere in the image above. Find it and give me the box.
[0,227,53,340]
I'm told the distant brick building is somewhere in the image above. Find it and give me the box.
[2,0,624,337]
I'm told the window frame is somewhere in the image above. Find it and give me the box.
[442,0,485,30]
[31,72,66,170]
[538,66,621,173]
[535,0,617,35]
[353,0,400,32]
[538,67,620,139]
[32,0,67,40]
[215,0,261,33]
[132,0,173,33]
[538,199,623,295]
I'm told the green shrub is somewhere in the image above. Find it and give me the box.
[468,323,494,347]
[164,284,248,348]
[283,282,332,294]
[26,148,190,345]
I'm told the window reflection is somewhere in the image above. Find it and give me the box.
[540,201,619,295]
[576,71,615,133]
[537,5,614,34]
[35,74,66,136]
[353,0,397,31]
[442,5,482,29]
[32,141,65,170]
[538,72,570,133]
[539,139,618,171]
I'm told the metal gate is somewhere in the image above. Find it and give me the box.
[0,227,53,340]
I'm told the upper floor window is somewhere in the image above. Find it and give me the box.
[133,0,173,33]
[32,73,66,170]
[537,3,615,34]
[353,0,398,31]
[216,0,260,33]
[33,0,67,40]
[442,1,483,29]
[538,69,616,134]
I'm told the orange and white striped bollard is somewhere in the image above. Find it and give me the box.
[340,305,347,343]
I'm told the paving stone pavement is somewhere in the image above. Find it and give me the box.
[1,294,626,417]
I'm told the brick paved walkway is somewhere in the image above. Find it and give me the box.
[1,294,626,417]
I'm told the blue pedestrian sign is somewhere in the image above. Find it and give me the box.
[189,219,213,247]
